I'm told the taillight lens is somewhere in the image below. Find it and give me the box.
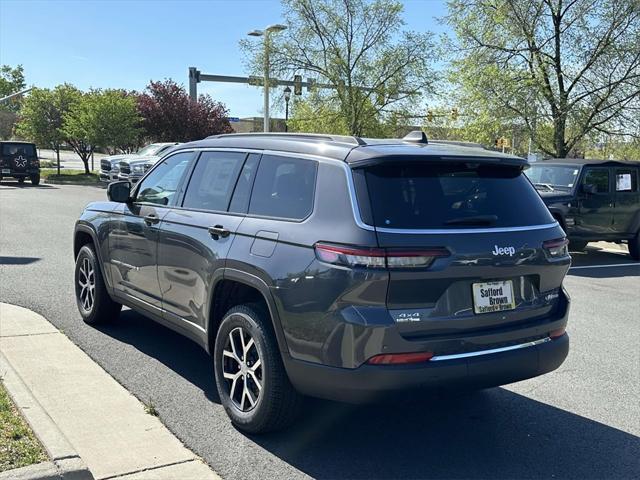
[30,160,39,167]
[543,237,569,258]
[367,352,434,365]
[314,243,450,269]
[549,327,566,339]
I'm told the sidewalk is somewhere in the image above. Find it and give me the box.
[0,303,220,480]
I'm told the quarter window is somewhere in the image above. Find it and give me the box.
[182,151,246,211]
[249,155,317,220]
[136,152,192,206]
[582,169,610,193]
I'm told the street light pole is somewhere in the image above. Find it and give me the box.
[283,86,291,132]
[248,24,287,133]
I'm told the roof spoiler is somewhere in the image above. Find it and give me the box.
[402,131,429,144]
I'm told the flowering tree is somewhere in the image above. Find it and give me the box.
[137,80,233,142]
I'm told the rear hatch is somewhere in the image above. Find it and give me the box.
[1,143,37,173]
[353,160,570,342]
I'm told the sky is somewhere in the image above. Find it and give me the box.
[0,0,449,118]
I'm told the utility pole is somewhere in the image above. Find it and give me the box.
[248,24,287,132]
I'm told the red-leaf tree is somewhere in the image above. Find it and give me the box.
[137,80,233,142]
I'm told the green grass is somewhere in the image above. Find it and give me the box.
[40,169,99,184]
[143,399,159,417]
[0,381,47,472]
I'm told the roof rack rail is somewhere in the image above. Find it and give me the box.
[208,132,367,146]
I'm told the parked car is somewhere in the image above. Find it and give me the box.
[74,132,571,433]
[526,158,640,259]
[0,141,40,185]
[117,157,158,184]
[99,143,179,183]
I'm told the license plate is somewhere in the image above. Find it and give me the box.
[472,280,516,314]
[1,169,10,174]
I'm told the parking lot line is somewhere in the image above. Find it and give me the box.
[569,263,640,270]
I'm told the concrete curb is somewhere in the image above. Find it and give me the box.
[0,352,93,480]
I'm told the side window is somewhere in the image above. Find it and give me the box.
[136,152,193,206]
[182,151,246,211]
[582,168,610,194]
[249,155,317,220]
[229,154,260,214]
[615,169,638,193]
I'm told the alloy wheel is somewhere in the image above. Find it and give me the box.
[222,326,263,412]
[78,257,95,312]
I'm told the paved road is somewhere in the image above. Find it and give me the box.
[1,181,639,479]
[38,148,107,171]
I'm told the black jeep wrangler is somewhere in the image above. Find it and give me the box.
[526,158,640,260]
[0,141,40,185]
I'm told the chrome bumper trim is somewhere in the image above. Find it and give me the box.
[430,337,551,361]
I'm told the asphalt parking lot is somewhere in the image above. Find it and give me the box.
[1,181,638,479]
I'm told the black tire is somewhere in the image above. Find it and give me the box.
[628,233,640,261]
[214,304,302,434]
[569,240,588,251]
[30,174,40,186]
[18,177,24,184]
[74,244,121,324]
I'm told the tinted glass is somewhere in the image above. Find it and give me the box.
[229,154,260,214]
[615,169,638,192]
[525,164,580,191]
[2,143,36,157]
[136,152,192,206]
[361,162,554,229]
[583,168,610,193]
[182,151,246,211]
[249,155,317,220]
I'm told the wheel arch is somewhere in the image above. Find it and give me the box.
[74,223,113,291]
[207,269,288,357]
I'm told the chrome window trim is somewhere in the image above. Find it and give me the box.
[155,146,560,234]
[430,337,551,362]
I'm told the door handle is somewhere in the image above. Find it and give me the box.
[208,225,230,240]
[144,214,160,225]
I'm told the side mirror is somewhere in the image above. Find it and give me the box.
[107,181,131,203]
[581,183,598,195]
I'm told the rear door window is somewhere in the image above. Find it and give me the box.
[248,155,317,220]
[182,151,246,212]
[359,162,554,229]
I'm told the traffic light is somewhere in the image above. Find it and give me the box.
[427,110,434,122]
[451,107,458,121]
[294,75,302,95]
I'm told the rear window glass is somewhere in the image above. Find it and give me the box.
[360,163,554,229]
[2,143,36,157]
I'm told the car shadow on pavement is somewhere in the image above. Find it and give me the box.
[253,390,639,479]
[99,311,639,480]
[0,256,41,265]
[0,181,58,189]
[569,248,639,278]
[96,309,220,403]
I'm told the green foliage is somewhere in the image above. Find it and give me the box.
[242,0,435,136]
[63,89,141,172]
[0,65,26,113]
[445,0,640,158]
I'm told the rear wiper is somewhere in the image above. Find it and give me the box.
[534,183,554,191]
[445,215,498,226]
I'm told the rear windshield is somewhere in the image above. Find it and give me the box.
[2,143,36,157]
[359,162,554,229]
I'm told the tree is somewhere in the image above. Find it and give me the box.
[63,89,141,173]
[137,80,233,142]
[446,0,640,158]
[241,0,435,137]
[0,65,26,112]
[16,84,80,174]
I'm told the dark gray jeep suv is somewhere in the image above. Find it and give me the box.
[73,132,571,433]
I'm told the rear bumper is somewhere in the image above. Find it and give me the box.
[0,169,38,177]
[284,333,569,403]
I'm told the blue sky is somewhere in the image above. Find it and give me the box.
[0,0,448,118]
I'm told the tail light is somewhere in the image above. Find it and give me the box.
[367,352,434,365]
[30,160,40,167]
[543,237,569,257]
[549,327,566,339]
[314,243,450,269]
